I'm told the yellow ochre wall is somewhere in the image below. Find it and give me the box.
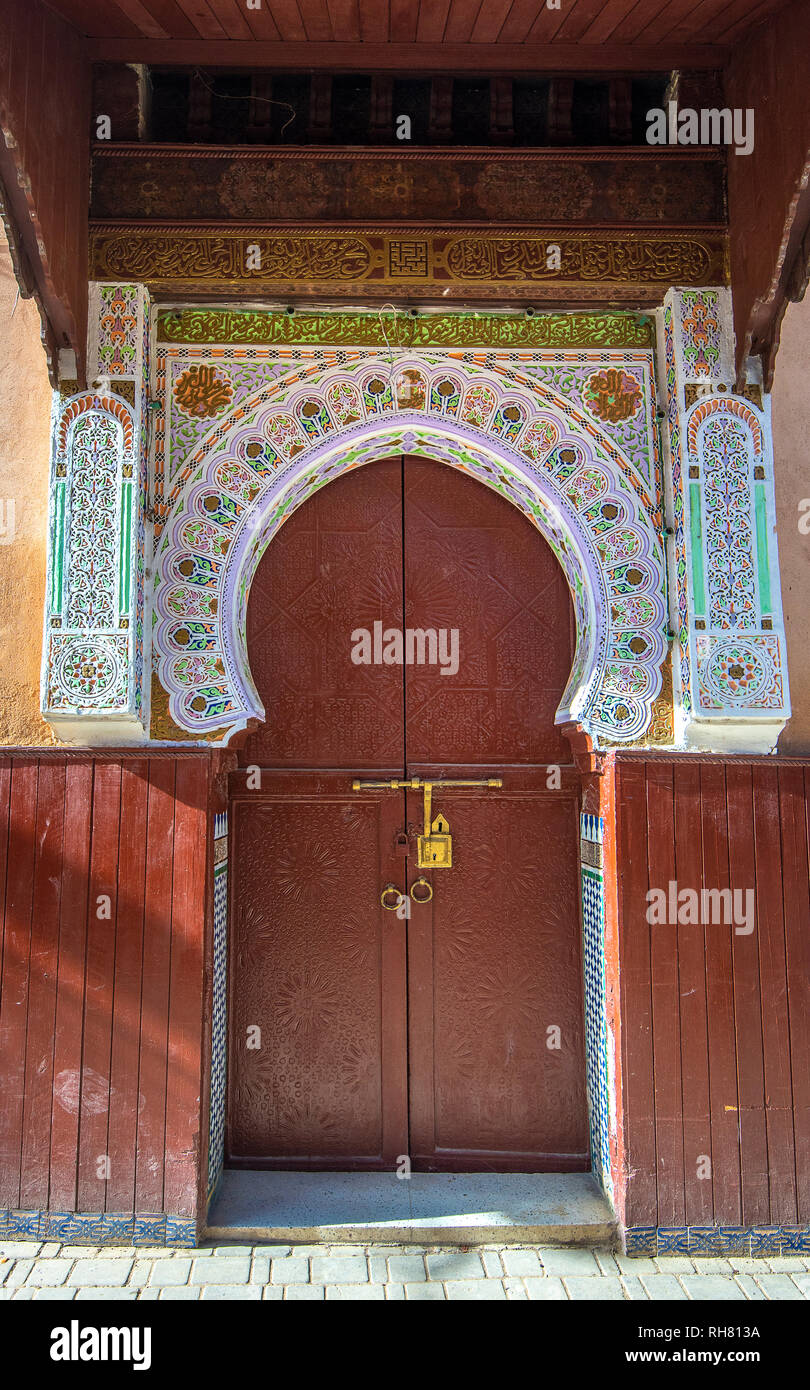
[771,294,810,754]
[0,238,55,746]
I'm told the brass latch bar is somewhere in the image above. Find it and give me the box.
[352,777,502,869]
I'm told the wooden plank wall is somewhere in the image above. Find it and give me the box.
[0,755,212,1223]
[615,756,810,1232]
[0,0,90,376]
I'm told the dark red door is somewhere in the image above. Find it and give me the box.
[228,456,589,1171]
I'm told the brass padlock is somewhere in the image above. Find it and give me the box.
[418,813,452,869]
[353,775,501,875]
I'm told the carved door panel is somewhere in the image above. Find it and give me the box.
[227,774,408,1168]
[401,459,587,1168]
[402,456,575,767]
[241,456,404,770]
[405,774,589,1171]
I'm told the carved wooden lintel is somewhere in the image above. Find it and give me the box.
[89,223,729,302]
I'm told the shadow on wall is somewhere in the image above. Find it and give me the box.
[0,233,54,746]
[772,293,810,754]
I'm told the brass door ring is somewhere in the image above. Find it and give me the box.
[410,877,434,904]
[380,884,405,911]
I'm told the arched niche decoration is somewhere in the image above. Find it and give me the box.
[153,355,668,746]
[682,393,789,738]
[42,390,146,740]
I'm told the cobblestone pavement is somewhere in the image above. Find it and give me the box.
[2,1241,810,1300]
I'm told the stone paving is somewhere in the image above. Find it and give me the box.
[2,1241,810,1300]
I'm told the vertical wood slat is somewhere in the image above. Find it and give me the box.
[0,762,14,1203]
[700,763,741,1225]
[726,764,769,1226]
[389,0,418,43]
[48,762,93,1212]
[77,763,122,1213]
[106,760,149,1213]
[0,762,39,1208]
[0,760,11,1014]
[645,761,684,1227]
[616,759,657,1228]
[415,0,451,43]
[674,760,713,1226]
[753,765,798,1225]
[779,767,810,1219]
[444,0,484,43]
[134,760,176,1215]
[163,759,208,1218]
[19,762,65,1210]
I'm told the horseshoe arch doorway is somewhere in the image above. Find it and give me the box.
[226,453,589,1172]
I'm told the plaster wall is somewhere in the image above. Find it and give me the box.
[771,294,810,754]
[0,237,55,746]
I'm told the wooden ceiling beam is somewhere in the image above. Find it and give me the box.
[88,38,728,70]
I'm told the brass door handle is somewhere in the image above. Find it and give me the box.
[380,884,405,911]
[410,877,433,904]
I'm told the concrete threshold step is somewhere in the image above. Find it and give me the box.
[207,1170,617,1247]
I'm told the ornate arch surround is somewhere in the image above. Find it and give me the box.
[153,352,668,745]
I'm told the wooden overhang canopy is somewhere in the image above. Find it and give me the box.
[32,0,793,63]
[0,0,807,387]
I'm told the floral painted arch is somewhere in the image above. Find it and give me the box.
[153,354,668,745]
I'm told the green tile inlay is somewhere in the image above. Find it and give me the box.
[119,481,132,613]
[755,483,772,615]
[51,482,65,614]
[689,482,706,618]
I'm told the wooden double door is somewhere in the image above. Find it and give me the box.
[227,456,589,1171]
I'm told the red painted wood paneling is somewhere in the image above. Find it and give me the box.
[616,755,810,1232]
[0,755,213,1227]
